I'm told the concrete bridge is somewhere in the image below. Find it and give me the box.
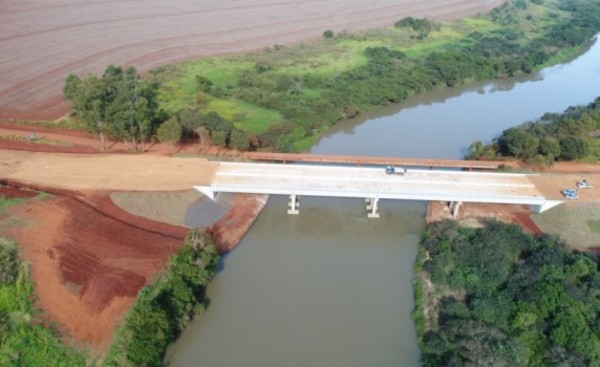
[194,161,562,218]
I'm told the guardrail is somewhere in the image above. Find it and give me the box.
[244,152,514,171]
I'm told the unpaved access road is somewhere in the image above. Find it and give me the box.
[0,0,505,120]
[0,149,216,191]
[2,149,600,204]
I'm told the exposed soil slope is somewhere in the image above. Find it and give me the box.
[0,0,505,120]
[2,193,184,351]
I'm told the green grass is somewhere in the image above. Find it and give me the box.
[587,219,600,234]
[157,58,254,113]
[532,203,600,250]
[207,99,281,134]
[0,197,23,216]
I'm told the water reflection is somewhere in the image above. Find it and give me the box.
[312,37,599,159]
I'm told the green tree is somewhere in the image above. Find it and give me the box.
[63,65,161,151]
[230,129,250,150]
[466,141,484,159]
[156,117,182,153]
[498,128,539,159]
[559,136,588,160]
[323,30,334,39]
[538,136,561,161]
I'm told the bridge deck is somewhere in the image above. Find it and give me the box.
[196,162,549,207]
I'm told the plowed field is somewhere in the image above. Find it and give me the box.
[0,0,505,120]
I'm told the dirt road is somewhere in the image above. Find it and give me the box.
[0,0,506,120]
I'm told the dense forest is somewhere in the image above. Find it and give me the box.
[415,220,600,366]
[468,96,600,164]
[64,0,600,152]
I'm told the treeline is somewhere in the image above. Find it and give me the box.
[64,66,253,152]
[103,230,219,367]
[0,236,87,366]
[63,0,600,153]
[64,0,600,153]
[175,0,600,152]
[64,65,164,151]
[415,220,600,366]
[468,96,600,164]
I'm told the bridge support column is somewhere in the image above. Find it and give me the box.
[449,201,462,218]
[366,197,380,218]
[287,194,299,215]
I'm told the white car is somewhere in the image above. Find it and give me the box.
[577,180,593,189]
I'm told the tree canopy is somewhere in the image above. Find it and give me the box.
[64,65,162,150]
[468,96,600,164]
[416,220,600,367]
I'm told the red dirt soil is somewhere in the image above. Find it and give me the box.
[427,201,543,235]
[3,193,184,351]
[0,182,266,352]
[0,0,506,121]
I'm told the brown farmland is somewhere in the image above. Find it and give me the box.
[0,0,505,120]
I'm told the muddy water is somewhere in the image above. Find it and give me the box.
[166,37,600,366]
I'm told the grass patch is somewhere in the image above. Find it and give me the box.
[532,203,600,250]
[207,99,281,134]
[0,197,23,216]
[587,219,600,234]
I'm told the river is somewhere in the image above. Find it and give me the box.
[166,36,600,366]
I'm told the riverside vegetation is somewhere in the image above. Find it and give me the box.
[414,220,600,366]
[468,96,600,164]
[103,230,219,367]
[64,0,600,153]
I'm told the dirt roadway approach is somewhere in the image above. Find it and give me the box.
[2,149,599,206]
[0,150,215,191]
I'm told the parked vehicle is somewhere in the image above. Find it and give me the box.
[577,179,593,189]
[561,189,578,199]
[564,193,579,200]
[385,166,407,175]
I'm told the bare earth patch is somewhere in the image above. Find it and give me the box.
[110,190,204,227]
[0,0,505,120]
[2,194,183,352]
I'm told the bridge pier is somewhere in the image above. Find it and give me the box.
[449,201,462,218]
[366,197,380,218]
[287,194,300,215]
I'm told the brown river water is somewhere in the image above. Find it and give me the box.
[166,36,600,366]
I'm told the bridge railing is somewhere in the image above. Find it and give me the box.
[244,152,515,171]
